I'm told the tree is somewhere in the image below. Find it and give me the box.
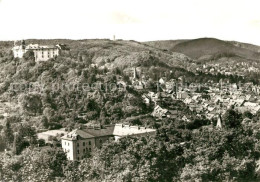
[3,120,14,146]
[12,133,26,155]
[23,50,35,61]
[21,94,43,115]
[1,147,67,181]
[222,109,242,128]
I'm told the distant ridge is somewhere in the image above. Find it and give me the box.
[146,38,260,61]
[144,40,188,51]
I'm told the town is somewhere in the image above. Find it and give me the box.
[1,38,260,181]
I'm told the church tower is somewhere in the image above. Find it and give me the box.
[216,114,223,128]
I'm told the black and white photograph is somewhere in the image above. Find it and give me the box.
[1,0,260,181]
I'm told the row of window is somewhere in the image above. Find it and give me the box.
[77,141,91,147]
[64,148,70,153]
[77,156,84,160]
[77,147,92,154]
[64,142,70,146]
[64,141,93,147]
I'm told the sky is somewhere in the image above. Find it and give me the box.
[0,0,260,45]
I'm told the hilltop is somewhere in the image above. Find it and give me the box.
[144,40,188,52]
[146,38,260,61]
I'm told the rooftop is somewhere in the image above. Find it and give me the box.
[61,124,156,141]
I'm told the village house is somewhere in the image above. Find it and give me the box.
[152,105,168,118]
[176,91,189,100]
[61,124,156,161]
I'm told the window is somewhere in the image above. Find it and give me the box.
[89,141,91,145]
[77,157,79,160]
[77,150,79,154]
[68,143,69,146]
[77,143,79,147]
[100,139,102,143]
[83,142,85,146]
[64,142,66,145]
[83,149,85,153]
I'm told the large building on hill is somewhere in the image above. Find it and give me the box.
[12,40,69,62]
[61,124,156,161]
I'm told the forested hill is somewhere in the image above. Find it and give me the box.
[145,38,260,61]
[0,38,199,131]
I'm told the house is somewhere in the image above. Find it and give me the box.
[12,40,69,62]
[159,77,167,85]
[152,105,168,118]
[176,91,189,100]
[167,109,179,119]
[61,124,156,160]
[142,94,150,105]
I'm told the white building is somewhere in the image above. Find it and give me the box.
[61,124,156,161]
[12,40,69,62]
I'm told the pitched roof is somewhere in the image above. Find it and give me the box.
[61,129,95,140]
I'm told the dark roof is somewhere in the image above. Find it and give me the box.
[83,125,115,137]
[56,44,70,50]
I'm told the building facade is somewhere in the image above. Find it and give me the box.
[12,40,69,62]
[61,124,156,161]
